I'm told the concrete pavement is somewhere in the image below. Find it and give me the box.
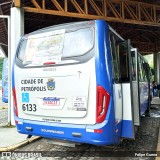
[0,126,40,151]
[0,88,40,152]
[0,107,40,152]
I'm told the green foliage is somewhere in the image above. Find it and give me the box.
[143,54,153,69]
[143,54,154,82]
[0,57,5,80]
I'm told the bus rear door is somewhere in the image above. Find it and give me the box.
[131,48,141,126]
[117,40,136,139]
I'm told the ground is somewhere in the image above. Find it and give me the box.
[0,103,159,160]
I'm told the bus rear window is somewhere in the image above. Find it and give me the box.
[17,28,94,66]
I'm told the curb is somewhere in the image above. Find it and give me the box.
[156,127,160,160]
[0,136,41,152]
[157,127,160,151]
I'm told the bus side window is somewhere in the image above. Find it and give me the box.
[142,60,149,82]
[138,57,142,82]
[117,43,130,82]
[109,33,120,83]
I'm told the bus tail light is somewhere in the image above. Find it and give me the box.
[12,87,18,117]
[94,129,103,133]
[96,86,110,123]
[2,88,4,94]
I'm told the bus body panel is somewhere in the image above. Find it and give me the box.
[131,48,141,126]
[95,20,116,144]
[113,84,122,138]
[95,21,112,93]
[95,20,122,143]
[121,83,134,138]
[132,81,140,125]
[15,98,116,146]
[14,57,97,125]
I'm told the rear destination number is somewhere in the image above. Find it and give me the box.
[22,104,37,112]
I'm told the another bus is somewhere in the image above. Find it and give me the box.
[2,58,8,103]
[12,20,150,145]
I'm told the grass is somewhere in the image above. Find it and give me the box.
[2,125,15,128]
[0,106,8,110]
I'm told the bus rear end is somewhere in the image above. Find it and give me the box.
[13,20,113,145]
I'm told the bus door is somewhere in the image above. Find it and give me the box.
[116,40,135,139]
[110,33,123,142]
[131,48,140,126]
[138,55,150,115]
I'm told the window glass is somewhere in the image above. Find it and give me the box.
[138,57,143,82]
[17,28,94,66]
[131,51,136,81]
[142,61,147,81]
[109,33,120,83]
[63,28,94,57]
[142,61,149,81]
[117,43,130,82]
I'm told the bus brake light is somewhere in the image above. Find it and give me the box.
[12,87,18,116]
[96,86,110,123]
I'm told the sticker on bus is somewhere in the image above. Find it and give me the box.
[72,97,87,111]
[47,78,55,91]
[22,93,29,102]
[38,97,66,110]
[23,29,65,65]
[43,97,60,106]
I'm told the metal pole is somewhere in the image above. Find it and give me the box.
[8,16,11,126]
[0,15,11,125]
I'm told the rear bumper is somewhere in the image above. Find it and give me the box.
[15,117,115,146]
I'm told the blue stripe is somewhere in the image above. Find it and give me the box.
[15,114,115,146]
[94,20,118,143]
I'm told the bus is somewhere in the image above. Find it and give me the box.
[2,58,8,103]
[12,20,150,145]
